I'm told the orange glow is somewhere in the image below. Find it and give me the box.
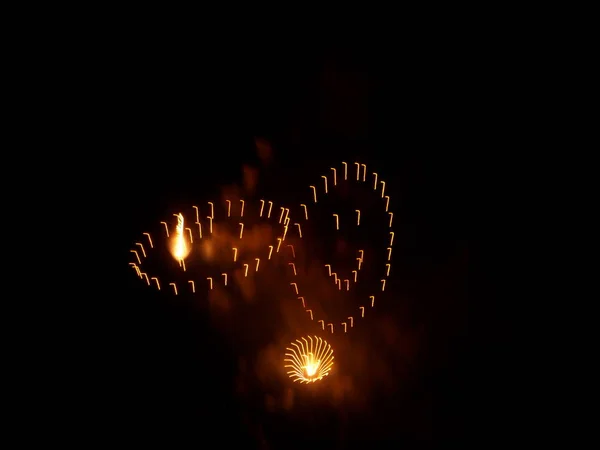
[170,213,190,262]
[169,283,177,295]
[284,336,334,384]
[330,168,337,186]
[160,221,169,237]
[321,175,328,194]
[143,232,153,248]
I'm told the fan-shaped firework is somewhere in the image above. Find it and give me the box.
[284,335,334,383]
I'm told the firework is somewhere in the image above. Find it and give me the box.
[284,335,334,383]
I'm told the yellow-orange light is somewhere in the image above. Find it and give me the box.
[284,336,334,384]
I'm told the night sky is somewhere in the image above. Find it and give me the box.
[109,43,497,447]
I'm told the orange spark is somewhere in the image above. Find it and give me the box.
[169,283,178,295]
[180,260,186,271]
[380,181,386,198]
[381,279,386,291]
[318,320,325,329]
[389,212,393,227]
[196,222,202,238]
[284,336,334,383]
[279,207,285,223]
[300,204,308,220]
[321,175,328,194]
[232,247,237,261]
[288,262,297,276]
[307,310,313,320]
[260,199,265,217]
[389,231,394,246]
[128,263,140,277]
[332,213,339,230]
[268,201,273,218]
[171,213,190,262]
[283,225,288,241]
[332,272,338,283]
[310,185,317,203]
[344,279,349,290]
[328,323,333,333]
[192,205,199,222]
[299,297,305,307]
[359,249,364,260]
[337,279,341,290]
[373,172,378,190]
[360,306,365,317]
[290,282,298,294]
[384,195,390,211]
[141,272,149,285]
[386,263,391,276]
[357,258,363,270]
[342,161,348,180]
[239,223,244,239]
[352,270,357,282]
[268,245,273,260]
[222,273,227,285]
[135,242,146,258]
[277,238,282,252]
[284,208,290,221]
[143,232,153,248]
[294,223,302,238]
[325,264,331,276]
[348,316,353,327]
[207,277,213,289]
[330,167,337,185]
[387,247,392,260]
[188,280,195,292]
[244,264,249,277]
[255,258,260,271]
[342,322,347,333]
[284,216,290,226]
[356,209,360,225]
[361,163,366,181]
[354,162,360,180]
[287,244,295,258]
[130,250,141,264]
[226,199,231,217]
[160,222,169,237]
[207,216,213,234]
[208,202,214,219]
[370,295,375,307]
[185,227,193,243]
[239,200,244,217]
[151,277,160,289]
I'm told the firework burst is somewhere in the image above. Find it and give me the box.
[284,335,334,383]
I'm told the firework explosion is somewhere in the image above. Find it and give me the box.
[284,335,334,383]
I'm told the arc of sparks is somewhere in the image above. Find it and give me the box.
[356,210,360,226]
[386,263,391,276]
[318,320,325,329]
[279,207,285,223]
[384,195,390,211]
[389,212,393,227]
[328,323,334,333]
[192,205,199,222]
[287,244,295,258]
[344,279,349,290]
[342,161,348,180]
[130,250,141,264]
[240,200,245,217]
[268,201,273,218]
[255,258,260,271]
[330,168,337,185]
[370,295,375,307]
[268,245,274,260]
[226,199,231,217]
[342,322,347,333]
[207,216,213,234]
[277,237,282,252]
[325,264,331,276]
[135,242,146,258]
[239,223,244,239]
[352,270,357,282]
[354,162,360,180]
[387,247,392,260]
[244,264,249,277]
[389,231,394,246]
[141,273,149,285]
[380,181,386,198]
[208,202,214,219]
[290,282,298,295]
[260,199,265,217]
[332,213,339,230]
[307,310,313,320]
[233,247,237,261]
[188,280,195,292]
[310,185,317,203]
[360,306,365,317]
[222,273,227,286]
[169,283,177,295]
[288,262,297,276]
[300,204,308,220]
[361,163,366,181]
[185,227,193,243]
[299,297,305,307]
[321,175,328,194]
[207,277,213,289]
[294,223,302,238]
[160,222,169,237]
[143,232,153,248]
[348,317,353,327]
[381,279,386,291]
[151,277,160,289]
[196,221,202,238]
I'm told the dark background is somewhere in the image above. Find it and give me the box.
[110,42,502,447]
